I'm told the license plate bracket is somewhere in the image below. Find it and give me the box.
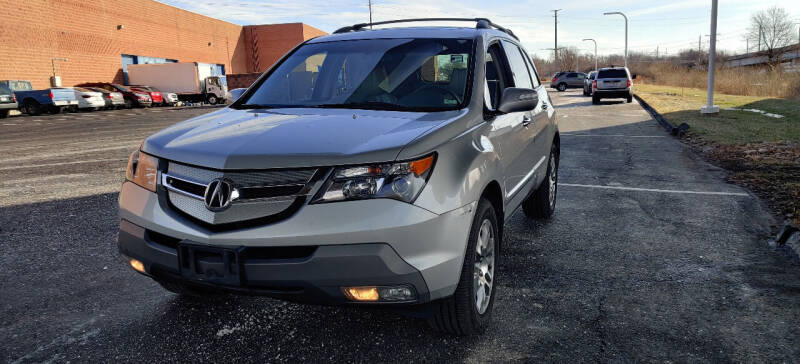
[178,243,243,286]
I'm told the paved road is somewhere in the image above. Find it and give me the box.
[2,92,799,362]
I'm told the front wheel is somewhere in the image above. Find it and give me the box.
[206,95,218,105]
[428,197,498,335]
[522,142,559,219]
[557,83,567,92]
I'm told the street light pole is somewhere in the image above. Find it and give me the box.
[604,11,628,68]
[582,38,597,71]
[701,0,719,115]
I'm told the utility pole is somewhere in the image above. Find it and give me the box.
[656,46,659,59]
[368,0,373,27]
[604,11,628,68]
[551,9,562,66]
[701,0,719,115]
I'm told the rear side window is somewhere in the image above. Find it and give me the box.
[500,40,533,89]
[598,69,628,79]
[566,73,577,78]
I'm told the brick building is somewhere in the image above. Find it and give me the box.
[0,0,326,89]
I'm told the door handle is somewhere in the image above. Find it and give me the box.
[522,115,532,127]
[542,103,548,110]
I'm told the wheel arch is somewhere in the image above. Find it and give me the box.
[479,180,504,252]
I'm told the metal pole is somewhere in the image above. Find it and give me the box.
[701,0,719,115]
[552,9,561,68]
[603,12,628,68]
[368,0,372,28]
[582,38,597,71]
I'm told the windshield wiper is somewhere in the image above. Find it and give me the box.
[232,104,275,110]
[315,101,412,111]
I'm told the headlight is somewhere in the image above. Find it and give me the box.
[125,150,159,192]
[312,154,436,204]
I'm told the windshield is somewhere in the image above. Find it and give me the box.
[238,38,474,111]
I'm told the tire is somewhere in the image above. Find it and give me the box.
[0,110,8,119]
[522,142,559,219]
[23,100,41,116]
[428,197,498,335]
[124,99,133,109]
[557,83,567,92]
[626,95,633,103]
[592,95,599,105]
[206,94,218,105]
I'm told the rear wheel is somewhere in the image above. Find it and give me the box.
[23,100,41,116]
[557,83,567,92]
[522,142,559,219]
[626,95,633,103]
[428,197,498,335]
[124,99,133,109]
[592,95,599,105]
[0,110,8,119]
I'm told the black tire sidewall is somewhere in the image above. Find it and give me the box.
[462,198,500,327]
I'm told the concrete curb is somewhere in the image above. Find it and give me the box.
[633,93,680,135]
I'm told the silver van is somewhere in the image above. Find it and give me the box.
[117,18,560,335]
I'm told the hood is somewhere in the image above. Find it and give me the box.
[142,107,464,169]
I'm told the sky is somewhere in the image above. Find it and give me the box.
[158,0,800,59]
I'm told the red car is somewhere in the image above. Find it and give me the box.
[130,85,163,106]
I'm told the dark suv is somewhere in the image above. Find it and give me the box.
[550,71,586,92]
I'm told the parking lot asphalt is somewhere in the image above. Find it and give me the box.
[2,91,799,362]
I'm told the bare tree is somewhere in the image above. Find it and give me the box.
[746,6,794,65]
[556,47,579,71]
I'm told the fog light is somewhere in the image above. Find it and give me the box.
[130,259,145,273]
[343,286,379,301]
[342,285,415,302]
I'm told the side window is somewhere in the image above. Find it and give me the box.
[567,72,578,78]
[520,49,541,87]
[578,74,586,80]
[500,40,533,89]
[484,43,510,110]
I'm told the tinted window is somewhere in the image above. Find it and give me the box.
[501,41,533,89]
[241,38,474,111]
[597,69,628,78]
[567,73,578,78]
[0,85,10,94]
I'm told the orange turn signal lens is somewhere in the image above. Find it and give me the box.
[409,155,435,177]
[130,259,145,273]
[343,286,380,301]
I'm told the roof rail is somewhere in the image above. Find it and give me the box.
[333,18,518,40]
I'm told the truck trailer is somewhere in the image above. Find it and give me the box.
[127,63,227,104]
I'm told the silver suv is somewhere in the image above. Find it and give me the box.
[591,66,633,104]
[550,71,586,92]
[117,18,559,335]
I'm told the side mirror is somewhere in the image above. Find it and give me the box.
[497,88,538,114]
[227,88,247,102]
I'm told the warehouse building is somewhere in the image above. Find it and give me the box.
[0,0,326,89]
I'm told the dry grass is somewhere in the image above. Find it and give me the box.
[634,62,800,100]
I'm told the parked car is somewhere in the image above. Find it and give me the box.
[144,86,178,106]
[591,67,633,104]
[549,71,586,92]
[0,84,18,118]
[117,18,560,335]
[71,87,106,111]
[0,80,79,115]
[76,83,152,108]
[86,87,126,109]
[130,85,164,106]
[583,71,597,96]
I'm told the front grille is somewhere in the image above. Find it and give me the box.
[163,162,318,225]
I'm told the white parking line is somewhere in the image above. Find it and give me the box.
[561,134,665,138]
[559,183,749,197]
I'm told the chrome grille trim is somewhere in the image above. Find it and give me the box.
[161,173,205,200]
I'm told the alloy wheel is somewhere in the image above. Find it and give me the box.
[474,219,495,315]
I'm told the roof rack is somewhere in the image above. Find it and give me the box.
[333,18,518,40]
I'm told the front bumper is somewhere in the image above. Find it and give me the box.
[118,182,475,304]
[119,219,430,304]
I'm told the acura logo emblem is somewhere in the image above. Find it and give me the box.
[204,178,237,212]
